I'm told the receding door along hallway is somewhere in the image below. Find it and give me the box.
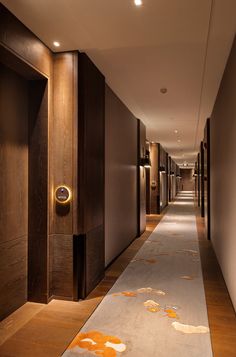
[63,192,212,357]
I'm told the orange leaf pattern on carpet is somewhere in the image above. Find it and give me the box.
[68,330,126,356]
[164,308,179,319]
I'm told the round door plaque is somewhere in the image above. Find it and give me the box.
[55,185,71,204]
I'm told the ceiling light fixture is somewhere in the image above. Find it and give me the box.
[134,0,142,6]
[160,88,167,94]
[174,130,178,134]
[177,139,181,143]
[53,41,60,47]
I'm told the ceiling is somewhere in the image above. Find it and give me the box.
[2,0,236,166]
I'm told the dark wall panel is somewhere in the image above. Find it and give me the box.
[50,235,73,299]
[0,3,52,77]
[51,52,78,236]
[76,53,105,296]
[137,120,146,235]
[149,143,159,213]
[210,36,236,310]
[105,85,138,266]
[28,79,48,303]
[49,52,78,300]
[0,5,80,313]
[0,5,53,312]
[159,145,168,211]
[203,119,210,240]
[0,63,28,319]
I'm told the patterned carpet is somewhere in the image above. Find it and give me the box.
[62,192,213,357]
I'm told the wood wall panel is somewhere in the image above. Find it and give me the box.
[0,4,51,77]
[85,226,104,295]
[0,4,81,313]
[197,153,201,206]
[203,119,210,240]
[200,141,205,217]
[28,80,48,303]
[170,159,177,200]
[150,143,159,213]
[50,235,73,299]
[0,237,27,321]
[51,52,78,235]
[49,52,78,299]
[159,145,168,211]
[76,53,105,297]
[0,4,53,311]
[0,63,28,320]
[78,53,105,234]
[137,120,146,235]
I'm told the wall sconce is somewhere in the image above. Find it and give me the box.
[140,150,151,168]
[170,171,175,176]
[159,165,166,173]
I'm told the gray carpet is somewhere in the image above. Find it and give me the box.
[63,192,213,357]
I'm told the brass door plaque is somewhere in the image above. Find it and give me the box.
[55,186,71,204]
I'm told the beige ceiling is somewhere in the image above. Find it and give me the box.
[2,0,236,166]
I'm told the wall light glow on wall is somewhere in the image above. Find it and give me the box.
[134,0,142,6]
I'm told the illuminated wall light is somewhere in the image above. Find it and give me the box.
[134,0,143,6]
[53,41,60,47]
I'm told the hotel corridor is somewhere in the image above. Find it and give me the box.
[63,192,212,357]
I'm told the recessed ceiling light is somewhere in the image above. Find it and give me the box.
[174,130,178,134]
[160,88,167,94]
[53,41,60,47]
[177,139,181,143]
[134,0,142,6]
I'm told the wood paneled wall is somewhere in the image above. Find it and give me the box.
[0,3,53,308]
[200,141,205,217]
[0,4,52,78]
[203,119,210,240]
[0,4,78,316]
[0,63,28,319]
[0,3,148,318]
[137,120,146,235]
[197,153,201,206]
[159,145,168,211]
[149,143,159,213]
[148,143,168,213]
[49,52,78,299]
[169,158,177,200]
[76,53,105,298]
[28,79,48,303]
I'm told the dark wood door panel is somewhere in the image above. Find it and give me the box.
[50,234,73,299]
[0,236,27,320]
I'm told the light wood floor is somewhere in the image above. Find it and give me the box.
[0,209,235,357]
